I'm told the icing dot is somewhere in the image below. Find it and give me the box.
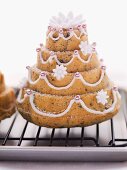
[40,72,46,78]
[113,86,118,91]
[92,42,96,47]
[75,72,80,78]
[36,48,41,52]
[100,58,104,62]
[40,43,43,47]
[59,29,63,34]
[77,25,81,29]
[74,50,79,55]
[69,27,73,31]
[75,95,81,101]
[26,89,32,96]
[53,28,56,32]
[82,24,86,28]
[50,51,55,56]
[92,42,96,52]
[92,42,96,50]
[48,26,52,31]
[101,65,106,70]
[26,66,30,70]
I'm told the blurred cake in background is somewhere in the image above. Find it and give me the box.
[0,72,16,120]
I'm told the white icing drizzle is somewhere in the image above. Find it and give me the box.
[47,28,87,41]
[30,94,74,117]
[17,89,119,117]
[39,50,93,66]
[116,91,121,100]
[17,89,27,104]
[78,90,118,114]
[27,66,105,90]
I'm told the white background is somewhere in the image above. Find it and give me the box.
[0,1,127,169]
[0,0,127,87]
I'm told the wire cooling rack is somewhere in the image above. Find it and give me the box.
[0,88,127,161]
[0,116,120,147]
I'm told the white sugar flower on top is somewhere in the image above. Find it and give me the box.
[96,90,109,105]
[79,41,93,55]
[53,65,67,80]
[49,12,85,29]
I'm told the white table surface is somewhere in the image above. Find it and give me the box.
[0,161,127,170]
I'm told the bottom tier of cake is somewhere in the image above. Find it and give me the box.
[17,88,121,128]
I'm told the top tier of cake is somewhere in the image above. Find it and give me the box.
[46,12,87,51]
[26,13,111,96]
[36,13,98,73]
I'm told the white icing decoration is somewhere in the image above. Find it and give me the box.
[47,13,87,41]
[96,89,109,105]
[112,87,121,100]
[17,89,27,103]
[39,50,93,66]
[116,91,121,100]
[49,12,86,29]
[47,29,87,41]
[17,89,119,117]
[53,65,67,80]
[79,41,93,55]
[27,66,105,90]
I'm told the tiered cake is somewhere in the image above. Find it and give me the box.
[0,72,15,120]
[17,13,121,128]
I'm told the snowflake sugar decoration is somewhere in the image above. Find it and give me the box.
[53,65,67,80]
[79,41,93,55]
[96,90,109,105]
[49,12,86,29]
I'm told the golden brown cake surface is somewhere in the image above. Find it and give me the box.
[17,88,120,128]
[37,50,100,72]
[17,13,121,128]
[46,29,88,52]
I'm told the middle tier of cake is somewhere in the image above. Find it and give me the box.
[27,66,111,95]
[36,49,100,73]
